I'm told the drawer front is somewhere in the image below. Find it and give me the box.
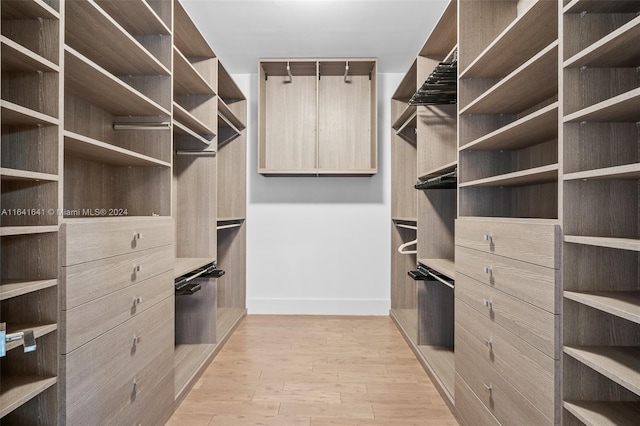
[456,299,555,419]
[456,274,557,358]
[455,374,500,426]
[64,297,174,425]
[62,218,173,266]
[456,245,558,313]
[63,271,173,353]
[62,245,174,310]
[456,339,552,426]
[456,218,559,269]
[135,371,175,426]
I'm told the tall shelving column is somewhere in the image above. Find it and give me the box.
[0,0,61,422]
[456,1,561,424]
[561,0,640,424]
[60,0,175,424]
[389,0,457,411]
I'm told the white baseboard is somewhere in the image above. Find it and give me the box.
[247,298,391,315]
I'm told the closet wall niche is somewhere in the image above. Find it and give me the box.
[258,58,377,176]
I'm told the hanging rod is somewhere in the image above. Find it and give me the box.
[395,223,417,231]
[175,150,216,157]
[415,264,455,289]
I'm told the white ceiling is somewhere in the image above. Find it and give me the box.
[181,0,449,74]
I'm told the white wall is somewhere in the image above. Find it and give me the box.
[233,72,403,315]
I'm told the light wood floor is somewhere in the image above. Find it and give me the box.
[168,315,459,425]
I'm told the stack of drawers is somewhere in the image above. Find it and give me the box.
[60,218,175,425]
[454,218,560,425]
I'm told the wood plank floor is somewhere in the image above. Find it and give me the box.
[168,315,459,425]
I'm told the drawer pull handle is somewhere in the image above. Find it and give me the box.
[132,335,140,346]
[133,377,138,392]
[483,299,493,309]
[485,338,493,350]
[134,265,142,273]
[133,296,143,306]
[484,383,492,393]
[133,232,142,240]
[483,234,493,243]
[483,266,492,275]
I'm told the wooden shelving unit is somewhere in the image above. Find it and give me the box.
[562,2,640,423]
[1,0,61,421]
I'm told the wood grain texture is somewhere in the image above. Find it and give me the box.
[391,104,417,219]
[564,346,640,394]
[563,400,640,426]
[176,278,217,344]
[417,189,456,261]
[1,15,59,64]
[390,224,417,311]
[563,353,640,402]
[173,0,215,58]
[455,374,500,426]
[170,316,456,425]
[456,246,558,313]
[417,105,457,177]
[456,273,557,358]
[417,279,453,347]
[95,0,171,35]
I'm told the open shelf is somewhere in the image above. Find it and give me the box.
[460,164,558,188]
[564,236,640,252]
[564,164,640,181]
[392,105,417,131]
[173,102,216,138]
[417,345,455,399]
[0,376,57,419]
[218,98,245,131]
[173,47,215,96]
[564,0,640,13]
[174,257,217,279]
[461,0,557,78]
[564,346,640,395]
[460,41,558,114]
[0,168,58,182]
[94,0,171,35]
[564,16,640,68]
[218,63,245,103]
[3,323,57,353]
[461,102,558,151]
[564,87,640,122]
[173,0,215,59]
[65,47,170,117]
[64,131,170,168]
[419,161,457,181]
[1,0,59,19]
[0,36,58,73]
[1,100,58,127]
[564,401,640,426]
[65,0,169,76]
[217,111,242,147]
[0,226,58,237]
[172,120,213,147]
[174,343,215,399]
[0,279,57,301]
[564,291,640,325]
[418,258,455,280]
[393,60,417,102]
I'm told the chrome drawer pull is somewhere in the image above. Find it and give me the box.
[484,338,493,350]
[133,232,142,240]
[483,234,493,243]
[132,335,140,346]
[133,296,143,306]
[133,264,142,273]
[483,266,492,275]
[484,383,492,393]
[483,299,493,309]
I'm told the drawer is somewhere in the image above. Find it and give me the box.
[455,374,499,426]
[63,271,173,353]
[456,218,559,269]
[62,217,173,266]
[456,273,557,358]
[456,299,556,420]
[64,297,174,425]
[456,339,552,426]
[62,245,174,309]
[134,371,175,426]
[456,245,559,313]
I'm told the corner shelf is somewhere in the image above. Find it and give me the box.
[564,291,640,324]
[564,346,640,395]
[64,131,171,167]
[564,87,640,122]
[460,0,557,78]
[459,164,558,188]
[460,102,558,151]
[564,236,640,252]
[460,41,558,115]
[0,0,59,19]
[0,279,57,301]
[65,0,169,76]
[65,47,170,116]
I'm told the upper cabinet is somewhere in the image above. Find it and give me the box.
[258,58,377,176]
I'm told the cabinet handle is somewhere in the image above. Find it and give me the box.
[133,264,142,273]
[483,266,492,275]
[133,296,143,306]
[484,338,493,350]
[484,383,492,393]
[483,234,493,243]
[132,334,140,346]
[133,232,142,240]
[133,377,138,393]
[483,299,493,309]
